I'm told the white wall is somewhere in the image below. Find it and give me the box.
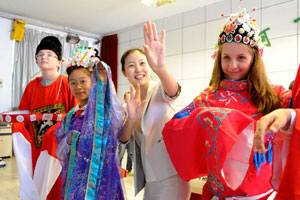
[0,17,14,112]
[0,17,100,112]
[117,0,299,109]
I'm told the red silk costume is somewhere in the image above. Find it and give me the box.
[275,65,300,200]
[13,74,78,200]
[162,80,291,199]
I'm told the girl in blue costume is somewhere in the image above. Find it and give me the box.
[55,45,125,200]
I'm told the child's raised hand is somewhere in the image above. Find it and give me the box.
[254,109,292,153]
[143,20,166,75]
[126,84,147,122]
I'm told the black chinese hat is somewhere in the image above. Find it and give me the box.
[35,36,62,60]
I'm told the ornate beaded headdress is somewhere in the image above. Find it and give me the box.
[212,9,264,59]
[64,44,100,72]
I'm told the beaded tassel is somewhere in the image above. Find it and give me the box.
[254,143,269,171]
[267,140,272,164]
[261,151,266,163]
[254,152,261,171]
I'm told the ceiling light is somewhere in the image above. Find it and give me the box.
[156,0,176,7]
[141,0,176,7]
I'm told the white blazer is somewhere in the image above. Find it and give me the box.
[133,81,179,195]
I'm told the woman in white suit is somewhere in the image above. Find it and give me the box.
[119,21,191,200]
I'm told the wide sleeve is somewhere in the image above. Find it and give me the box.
[162,105,254,186]
[274,109,300,199]
[54,118,72,165]
[292,64,300,108]
[11,122,39,199]
[272,65,300,199]
[108,73,125,140]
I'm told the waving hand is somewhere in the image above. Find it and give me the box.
[143,21,166,74]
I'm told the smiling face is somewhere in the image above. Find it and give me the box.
[36,49,61,71]
[122,50,151,88]
[68,68,91,107]
[221,43,254,81]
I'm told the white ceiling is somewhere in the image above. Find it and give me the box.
[0,0,222,37]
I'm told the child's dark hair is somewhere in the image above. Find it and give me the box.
[120,48,145,72]
[66,65,92,79]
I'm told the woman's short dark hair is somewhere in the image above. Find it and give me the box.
[120,48,145,72]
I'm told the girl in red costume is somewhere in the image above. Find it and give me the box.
[162,9,291,200]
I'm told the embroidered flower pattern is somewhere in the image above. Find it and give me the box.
[174,102,196,119]
[217,91,238,105]
[214,81,251,104]
[204,117,214,127]
[211,180,219,190]
[205,140,211,149]
[220,80,248,91]
[207,174,226,195]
